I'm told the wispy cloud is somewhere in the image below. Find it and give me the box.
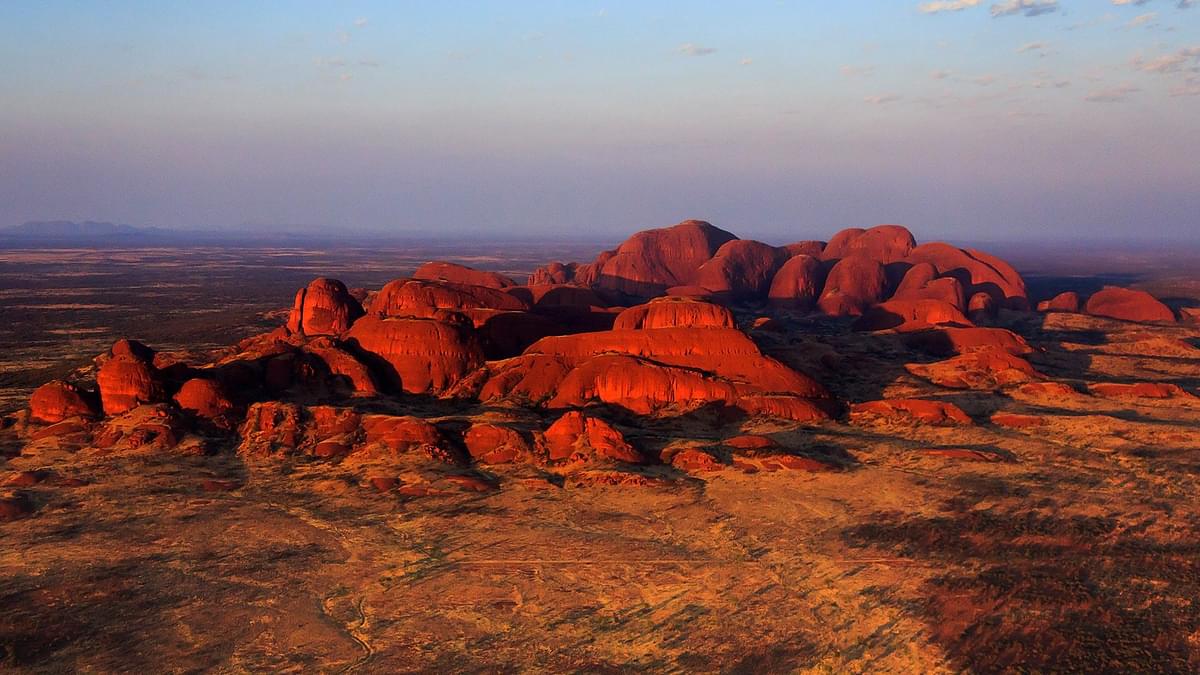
[1030,77,1071,88]
[1084,83,1139,101]
[918,0,982,13]
[991,0,1059,17]
[919,0,1058,17]
[1132,46,1200,73]
[1171,77,1200,95]
[1126,12,1157,26]
[353,18,369,28]
[740,57,754,66]
[677,43,717,56]
[1016,41,1053,56]
[931,69,953,79]
[840,64,876,77]
[864,93,903,104]
[315,57,382,69]
[1111,0,1151,5]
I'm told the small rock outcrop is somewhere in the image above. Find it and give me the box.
[29,381,99,424]
[1084,287,1175,323]
[286,278,364,336]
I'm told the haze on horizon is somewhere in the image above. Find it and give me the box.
[1,1,1197,244]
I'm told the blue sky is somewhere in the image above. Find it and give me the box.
[0,1,1197,242]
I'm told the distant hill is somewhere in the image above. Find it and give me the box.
[1,220,173,242]
[0,220,274,247]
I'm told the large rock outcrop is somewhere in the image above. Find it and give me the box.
[343,316,484,394]
[592,220,738,297]
[817,256,887,316]
[29,381,99,424]
[612,297,735,330]
[821,225,916,264]
[903,243,1028,310]
[369,279,527,318]
[691,240,788,300]
[413,261,517,289]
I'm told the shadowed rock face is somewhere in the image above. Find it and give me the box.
[1085,286,1175,323]
[904,243,1028,310]
[853,299,970,332]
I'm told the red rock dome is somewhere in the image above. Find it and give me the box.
[821,225,916,264]
[368,279,528,318]
[286,278,364,336]
[817,256,887,316]
[767,254,825,309]
[1085,287,1174,323]
[691,239,788,300]
[612,297,735,330]
[29,380,99,424]
[343,316,484,394]
[594,220,738,297]
[96,339,166,415]
[413,261,517,289]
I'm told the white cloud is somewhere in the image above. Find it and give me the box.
[931,69,953,79]
[864,94,903,104]
[918,0,982,13]
[1084,83,1139,101]
[740,57,754,66]
[991,0,1059,16]
[677,43,717,56]
[1112,0,1151,5]
[353,18,369,28]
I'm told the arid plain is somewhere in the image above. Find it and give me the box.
[2,225,1199,673]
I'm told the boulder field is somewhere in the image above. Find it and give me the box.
[13,219,1190,494]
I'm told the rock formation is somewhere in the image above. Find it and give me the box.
[413,261,517,289]
[1084,287,1175,323]
[286,278,364,336]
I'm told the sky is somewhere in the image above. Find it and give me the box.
[0,1,1197,244]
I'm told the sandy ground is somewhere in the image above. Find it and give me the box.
[3,306,1199,672]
